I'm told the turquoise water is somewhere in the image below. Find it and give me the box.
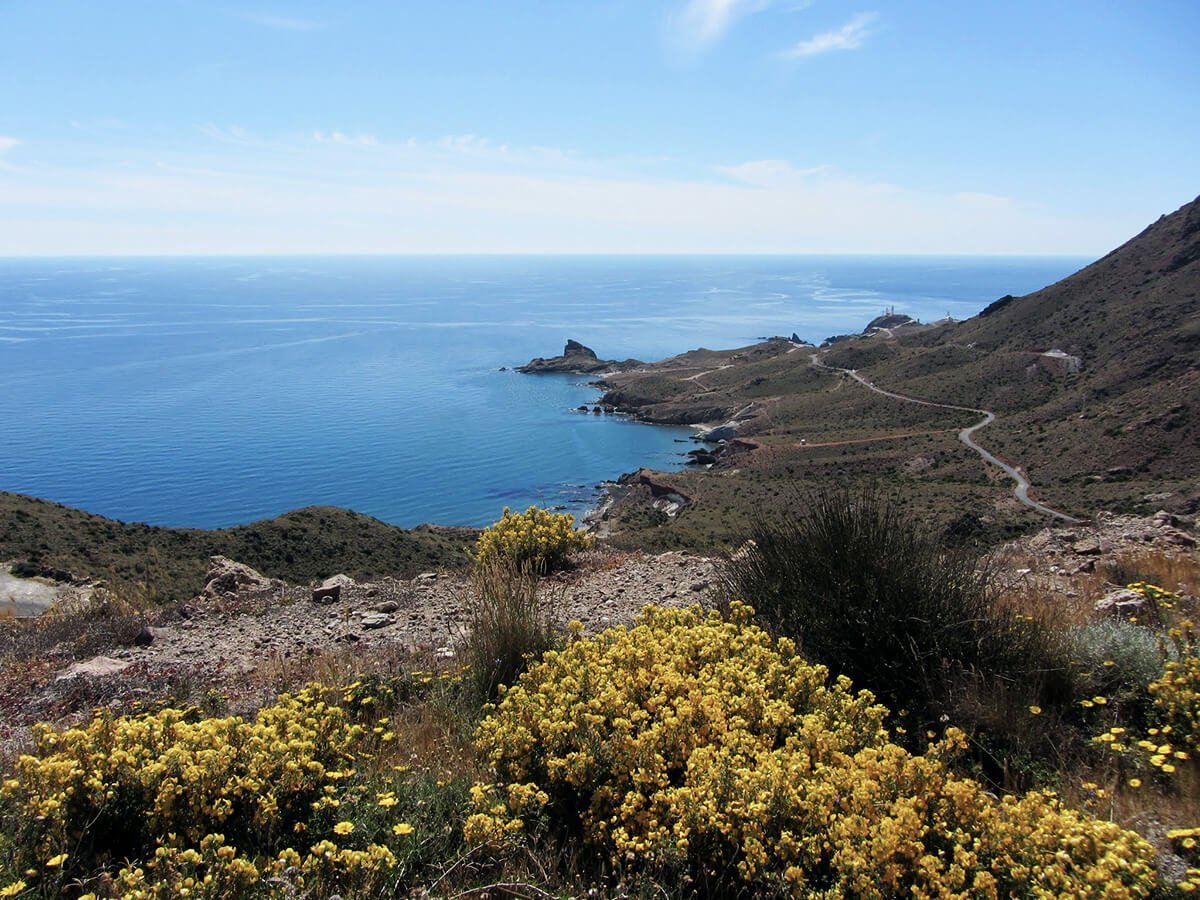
[0,255,1086,528]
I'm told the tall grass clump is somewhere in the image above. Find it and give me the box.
[461,507,590,702]
[461,561,559,702]
[721,487,1070,744]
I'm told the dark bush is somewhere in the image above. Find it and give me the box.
[721,486,1069,743]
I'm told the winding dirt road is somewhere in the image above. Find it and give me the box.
[809,353,1080,523]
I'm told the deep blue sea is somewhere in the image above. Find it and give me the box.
[0,255,1086,529]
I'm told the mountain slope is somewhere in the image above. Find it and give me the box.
[956,194,1200,390]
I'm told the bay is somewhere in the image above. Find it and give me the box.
[0,255,1086,528]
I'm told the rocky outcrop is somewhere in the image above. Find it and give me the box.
[200,556,281,600]
[864,312,917,332]
[517,340,642,375]
[694,421,740,443]
[105,550,718,676]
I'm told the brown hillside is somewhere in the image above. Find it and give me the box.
[954,194,1200,388]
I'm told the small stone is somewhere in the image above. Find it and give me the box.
[360,612,394,630]
[375,600,400,613]
[1162,528,1196,547]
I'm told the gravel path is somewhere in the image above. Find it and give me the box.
[810,352,1081,523]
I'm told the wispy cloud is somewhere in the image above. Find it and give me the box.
[0,129,1115,256]
[313,130,378,147]
[671,0,771,48]
[721,158,831,186]
[783,12,878,58]
[0,136,19,153]
[241,12,323,31]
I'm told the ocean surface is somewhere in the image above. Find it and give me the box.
[0,255,1087,529]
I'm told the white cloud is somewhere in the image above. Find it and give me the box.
[783,12,878,57]
[721,158,831,186]
[672,0,771,48]
[313,130,379,147]
[0,130,1123,256]
[0,136,19,153]
[241,13,323,31]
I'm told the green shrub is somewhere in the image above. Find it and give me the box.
[721,487,1067,740]
[1069,618,1164,716]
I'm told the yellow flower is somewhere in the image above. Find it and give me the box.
[1028,706,1043,716]
[45,853,68,867]
[392,823,414,837]
[0,883,26,898]
[333,821,355,836]
[1092,696,1108,706]
[1127,778,1141,789]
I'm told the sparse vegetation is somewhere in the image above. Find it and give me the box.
[2,497,1199,896]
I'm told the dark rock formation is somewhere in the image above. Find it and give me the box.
[517,340,642,374]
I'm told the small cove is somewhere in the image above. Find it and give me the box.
[0,255,1086,529]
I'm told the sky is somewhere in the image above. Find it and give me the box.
[1,1,1197,256]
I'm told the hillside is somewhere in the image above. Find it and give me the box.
[572,196,1200,549]
[0,493,473,603]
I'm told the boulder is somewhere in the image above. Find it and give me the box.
[201,556,278,599]
[694,422,739,442]
[56,655,133,680]
[312,575,351,605]
[1094,588,1147,618]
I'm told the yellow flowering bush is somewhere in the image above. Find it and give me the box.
[1149,616,1199,753]
[1092,587,1197,777]
[0,684,456,897]
[468,603,1159,896]
[474,506,593,573]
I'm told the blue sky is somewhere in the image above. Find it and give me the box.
[1,1,1196,255]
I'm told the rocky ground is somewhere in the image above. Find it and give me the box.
[988,509,1197,617]
[103,549,718,677]
[4,511,1197,758]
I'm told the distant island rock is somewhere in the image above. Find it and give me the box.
[517,339,642,374]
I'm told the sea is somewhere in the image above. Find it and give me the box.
[0,255,1087,530]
